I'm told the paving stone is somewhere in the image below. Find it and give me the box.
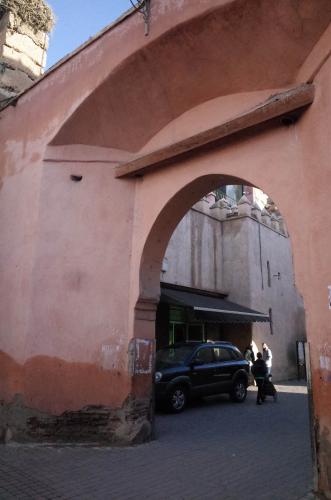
[0,382,313,500]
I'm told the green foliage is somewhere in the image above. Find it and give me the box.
[0,0,54,33]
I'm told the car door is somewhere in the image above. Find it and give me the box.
[189,346,216,397]
[212,347,236,392]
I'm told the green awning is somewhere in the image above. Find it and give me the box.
[161,285,270,324]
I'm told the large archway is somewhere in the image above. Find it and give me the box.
[134,169,304,372]
[134,176,312,496]
[129,107,325,492]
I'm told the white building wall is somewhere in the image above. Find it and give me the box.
[161,198,305,381]
[163,200,223,292]
[222,218,252,306]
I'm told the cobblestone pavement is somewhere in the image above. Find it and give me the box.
[0,382,314,500]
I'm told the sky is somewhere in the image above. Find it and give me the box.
[46,1,133,68]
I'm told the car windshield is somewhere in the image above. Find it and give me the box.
[156,345,195,368]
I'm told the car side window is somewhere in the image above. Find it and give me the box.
[214,348,233,362]
[194,347,214,364]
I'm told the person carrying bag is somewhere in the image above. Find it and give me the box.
[251,352,267,405]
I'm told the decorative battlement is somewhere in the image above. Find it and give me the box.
[198,195,288,236]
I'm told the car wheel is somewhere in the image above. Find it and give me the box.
[167,385,188,413]
[231,379,247,402]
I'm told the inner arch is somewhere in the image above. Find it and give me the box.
[51,0,331,152]
[139,174,252,301]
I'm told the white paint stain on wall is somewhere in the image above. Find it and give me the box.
[320,356,331,371]
[135,339,154,374]
[100,343,121,370]
[128,338,154,375]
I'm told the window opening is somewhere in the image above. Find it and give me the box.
[215,184,244,205]
[173,323,187,344]
[188,323,204,341]
[269,307,273,335]
[267,261,271,287]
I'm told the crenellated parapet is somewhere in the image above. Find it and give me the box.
[251,203,262,222]
[209,195,288,236]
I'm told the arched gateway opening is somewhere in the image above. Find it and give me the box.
[119,76,328,493]
[134,175,312,496]
[135,172,307,376]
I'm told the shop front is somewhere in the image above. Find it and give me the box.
[156,283,270,353]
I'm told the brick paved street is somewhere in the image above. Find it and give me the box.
[0,382,313,500]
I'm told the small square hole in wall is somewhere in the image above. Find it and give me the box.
[70,175,83,182]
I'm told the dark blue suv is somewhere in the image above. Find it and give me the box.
[155,342,249,412]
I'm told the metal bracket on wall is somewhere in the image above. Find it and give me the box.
[130,0,151,36]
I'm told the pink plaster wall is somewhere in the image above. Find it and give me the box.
[296,56,331,495]
[0,0,148,413]
[0,155,136,413]
[0,0,330,493]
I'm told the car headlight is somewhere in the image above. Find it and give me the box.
[155,371,162,383]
